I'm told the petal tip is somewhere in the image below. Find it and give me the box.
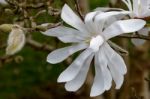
[65,84,77,92]
[90,91,104,97]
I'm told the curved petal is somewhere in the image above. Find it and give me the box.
[84,12,98,35]
[57,48,93,82]
[103,43,125,89]
[102,19,146,40]
[65,54,94,91]
[132,0,139,17]
[131,28,149,46]
[47,43,88,64]
[104,43,127,74]
[58,35,84,43]
[61,4,88,35]
[108,61,124,89]
[94,11,130,34]
[94,7,124,12]
[42,26,86,38]
[90,53,105,97]
[98,47,112,90]
[95,11,130,22]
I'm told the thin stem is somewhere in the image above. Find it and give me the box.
[74,0,84,21]
[119,34,150,41]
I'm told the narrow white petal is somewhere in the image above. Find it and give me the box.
[58,35,83,43]
[95,7,124,12]
[94,11,130,34]
[103,43,125,89]
[108,61,124,89]
[65,54,94,91]
[42,26,85,38]
[98,48,112,90]
[85,12,98,34]
[47,43,88,64]
[61,4,88,34]
[57,48,93,82]
[132,0,139,17]
[104,43,127,74]
[102,19,146,40]
[95,11,130,22]
[90,53,105,97]
[103,68,112,90]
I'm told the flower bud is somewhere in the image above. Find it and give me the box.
[6,25,25,55]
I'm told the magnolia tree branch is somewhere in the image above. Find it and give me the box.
[26,38,54,52]
[119,34,150,40]
[74,0,84,20]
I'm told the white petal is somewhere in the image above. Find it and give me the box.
[65,54,94,91]
[42,26,85,38]
[58,35,84,43]
[57,48,93,82]
[98,48,112,90]
[95,7,124,12]
[131,28,149,46]
[84,12,98,34]
[90,53,105,97]
[103,43,125,89]
[47,43,88,64]
[94,11,130,22]
[102,19,146,40]
[142,10,150,18]
[108,62,124,89]
[104,43,127,74]
[132,0,139,17]
[61,4,88,34]
[141,0,149,7]
[94,11,130,34]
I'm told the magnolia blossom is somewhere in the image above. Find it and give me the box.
[122,0,150,18]
[122,0,150,46]
[42,4,145,97]
[6,25,25,55]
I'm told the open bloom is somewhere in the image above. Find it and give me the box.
[43,4,145,97]
[122,0,150,18]
[122,0,150,46]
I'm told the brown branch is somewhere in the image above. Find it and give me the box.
[26,38,54,52]
[119,34,150,40]
[25,22,62,33]
[74,0,84,21]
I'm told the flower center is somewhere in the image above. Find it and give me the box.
[89,35,104,52]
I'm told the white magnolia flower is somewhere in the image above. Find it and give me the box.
[122,0,150,18]
[6,25,25,55]
[42,4,145,97]
[122,0,150,46]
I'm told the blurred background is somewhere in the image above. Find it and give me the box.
[0,0,150,99]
